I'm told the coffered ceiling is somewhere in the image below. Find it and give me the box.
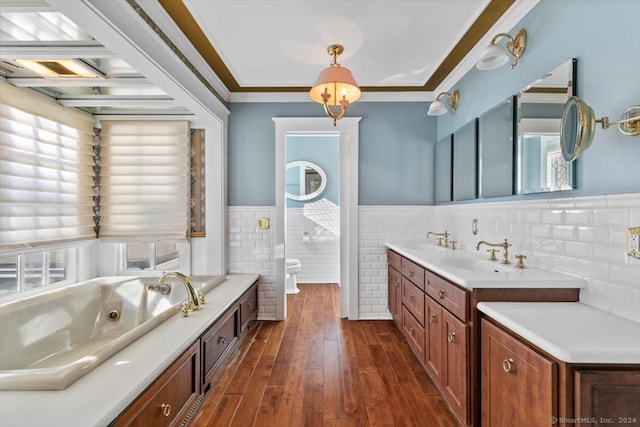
[0,0,539,117]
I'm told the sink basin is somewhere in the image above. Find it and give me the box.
[394,242,447,252]
[439,257,507,273]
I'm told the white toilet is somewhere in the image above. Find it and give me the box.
[285,258,301,294]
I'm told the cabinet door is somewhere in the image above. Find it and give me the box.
[402,277,425,326]
[442,310,469,425]
[425,297,443,383]
[482,319,556,427]
[239,281,258,333]
[388,265,402,328]
[402,306,425,362]
[201,308,238,389]
[574,370,640,427]
[115,342,200,427]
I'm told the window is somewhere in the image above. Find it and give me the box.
[0,249,73,295]
[125,242,179,271]
[0,81,94,250]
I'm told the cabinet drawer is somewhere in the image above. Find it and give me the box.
[402,277,425,326]
[425,271,468,321]
[115,342,200,427]
[202,308,238,387]
[402,306,425,362]
[387,249,402,271]
[239,281,258,332]
[401,257,425,290]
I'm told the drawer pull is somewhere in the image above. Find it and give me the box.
[409,270,414,278]
[428,313,436,324]
[502,358,514,373]
[247,302,253,309]
[161,403,171,417]
[409,327,415,336]
[447,332,456,343]
[437,290,445,299]
[409,294,415,302]
[218,335,227,344]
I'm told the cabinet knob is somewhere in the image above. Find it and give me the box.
[160,403,171,417]
[502,358,514,373]
[409,327,415,336]
[447,332,456,343]
[437,290,445,299]
[247,302,253,309]
[409,270,414,278]
[428,313,436,324]
[409,294,415,302]
[218,335,227,344]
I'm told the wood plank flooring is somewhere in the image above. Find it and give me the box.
[190,283,458,427]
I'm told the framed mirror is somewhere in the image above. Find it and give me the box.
[285,160,327,201]
[516,58,577,194]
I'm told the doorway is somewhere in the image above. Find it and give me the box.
[274,117,360,320]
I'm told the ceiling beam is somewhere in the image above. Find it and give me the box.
[56,94,177,107]
[7,76,151,87]
[0,41,114,58]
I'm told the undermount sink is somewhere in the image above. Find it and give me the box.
[439,257,507,273]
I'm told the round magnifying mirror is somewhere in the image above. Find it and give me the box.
[560,96,596,161]
[285,161,327,201]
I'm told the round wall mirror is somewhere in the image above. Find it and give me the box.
[285,160,327,201]
[560,96,596,161]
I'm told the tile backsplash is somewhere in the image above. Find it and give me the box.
[230,193,640,323]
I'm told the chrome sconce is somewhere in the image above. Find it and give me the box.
[427,90,460,116]
[476,29,527,70]
[560,96,640,161]
[309,45,361,126]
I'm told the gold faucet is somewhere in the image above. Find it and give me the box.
[476,239,512,264]
[159,272,201,315]
[427,230,450,248]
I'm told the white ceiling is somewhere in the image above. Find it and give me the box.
[182,0,491,88]
[0,0,539,117]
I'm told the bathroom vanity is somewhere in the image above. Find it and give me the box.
[386,242,584,427]
[0,274,259,427]
[479,302,640,427]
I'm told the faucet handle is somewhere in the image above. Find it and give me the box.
[198,292,206,304]
[436,237,444,246]
[451,240,458,250]
[487,249,500,261]
[515,255,527,269]
[180,302,190,317]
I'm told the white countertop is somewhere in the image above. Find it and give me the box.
[0,273,260,427]
[385,241,585,289]
[478,302,640,364]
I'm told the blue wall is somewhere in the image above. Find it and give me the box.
[228,102,437,206]
[227,0,639,206]
[286,134,339,208]
[437,0,640,196]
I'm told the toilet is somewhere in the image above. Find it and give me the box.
[285,258,301,294]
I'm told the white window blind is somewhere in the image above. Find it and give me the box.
[99,121,190,240]
[0,81,94,251]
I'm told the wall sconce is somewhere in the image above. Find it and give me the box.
[476,29,527,70]
[560,96,640,161]
[427,90,460,116]
[309,45,361,126]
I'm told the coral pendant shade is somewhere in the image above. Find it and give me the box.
[309,66,361,104]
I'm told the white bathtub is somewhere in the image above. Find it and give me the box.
[0,275,224,390]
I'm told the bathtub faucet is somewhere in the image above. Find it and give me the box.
[159,272,201,315]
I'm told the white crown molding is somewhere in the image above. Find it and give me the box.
[229,91,434,103]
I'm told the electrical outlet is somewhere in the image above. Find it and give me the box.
[627,227,640,259]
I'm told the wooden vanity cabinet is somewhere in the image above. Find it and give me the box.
[114,342,200,427]
[574,370,640,426]
[386,248,579,427]
[387,251,402,328]
[239,281,258,334]
[481,318,555,427]
[201,307,238,393]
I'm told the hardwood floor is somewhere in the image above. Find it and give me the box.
[190,283,458,427]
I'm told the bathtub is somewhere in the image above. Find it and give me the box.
[0,275,224,391]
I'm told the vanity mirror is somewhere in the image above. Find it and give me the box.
[516,59,577,194]
[285,160,327,201]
